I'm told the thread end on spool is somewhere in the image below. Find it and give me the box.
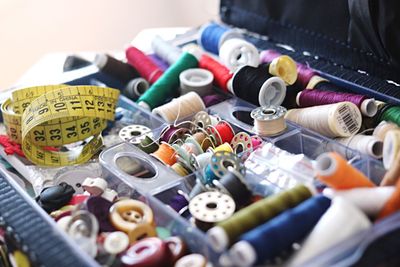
[315,153,337,177]
[207,226,229,252]
[259,77,286,107]
[229,241,257,267]
[138,101,151,111]
[360,99,378,117]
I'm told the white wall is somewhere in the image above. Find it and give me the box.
[0,0,219,89]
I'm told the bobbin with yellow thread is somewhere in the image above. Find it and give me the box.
[209,142,233,153]
[268,55,298,85]
[2,85,119,166]
[109,199,157,243]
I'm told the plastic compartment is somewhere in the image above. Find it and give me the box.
[208,97,298,140]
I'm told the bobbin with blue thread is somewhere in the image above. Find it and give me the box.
[119,124,153,145]
[189,191,236,231]
[213,167,252,207]
[251,105,287,136]
[230,132,253,158]
[202,151,245,185]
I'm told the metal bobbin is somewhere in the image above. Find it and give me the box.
[251,105,287,136]
[119,124,152,145]
[230,132,253,158]
[209,151,245,179]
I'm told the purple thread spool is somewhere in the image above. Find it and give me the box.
[149,54,169,71]
[202,94,227,107]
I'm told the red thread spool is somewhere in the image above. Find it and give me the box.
[126,46,164,84]
[199,54,232,92]
[215,121,235,144]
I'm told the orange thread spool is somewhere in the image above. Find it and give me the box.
[151,142,177,166]
[315,152,375,189]
[377,178,400,220]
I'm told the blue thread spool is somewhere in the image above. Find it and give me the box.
[198,23,243,54]
[229,195,332,266]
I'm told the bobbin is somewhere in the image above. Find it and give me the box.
[151,142,177,166]
[268,55,298,85]
[190,151,213,170]
[251,105,287,136]
[119,125,152,145]
[191,111,220,132]
[209,151,245,179]
[230,132,253,157]
[160,125,190,144]
[206,120,235,146]
[179,68,214,96]
[189,191,236,223]
[219,38,260,71]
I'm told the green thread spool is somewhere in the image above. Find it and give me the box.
[207,184,313,252]
[381,106,400,127]
[138,52,199,110]
[138,135,159,153]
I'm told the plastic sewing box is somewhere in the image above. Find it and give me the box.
[1,1,400,266]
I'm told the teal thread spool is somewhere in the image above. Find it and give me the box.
[380,106,400,127]
[207,184,314,252]
[138,52,199,110]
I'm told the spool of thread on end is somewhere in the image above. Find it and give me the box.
[151,35,182,65]
[124,78,150,101]
[198,23,244,54]
[94,53,140,84]
[315,152,375,189]
[152,92,205,123]
[268,55,298,85]
[382,129,400,170]
[219,38,260,72]
[199,54,232,92]
[229,195,331,266]
[138,52,199,110]
[336,134,383,159]
[373,121,399,141]
[179,68,214,96]
[285,102,362,138]
[251,106,287,136]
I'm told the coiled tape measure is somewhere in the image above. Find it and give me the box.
[1,85,120,166]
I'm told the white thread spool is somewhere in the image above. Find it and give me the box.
[180,68,214,96]
[336,134,383,159]
[219,38,260,71]
[152,92,206,123]
[124,78,149,101]
[285,102,362,138]
[151,35,182,65]
[323,187,395,217]
[373,121,399,141]
[287,197,371,267]
[251,105,287,136]
[383,129,400,170]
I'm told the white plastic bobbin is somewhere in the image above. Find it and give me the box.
[104,231,130,255]
[219,38,260,72]
[259,76,287,106]
[251,105,287,136]
[189,191,235,223]
[119,124,152,145]
[180,68,214,96]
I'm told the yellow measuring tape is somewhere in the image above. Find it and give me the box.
[1,85,120,166]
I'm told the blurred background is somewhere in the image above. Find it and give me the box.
[0,0,219,90]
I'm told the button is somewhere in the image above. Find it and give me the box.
[101,188,118,202]
[104,231,130,255]
[120,237,173,267]
[174,254,207,267]
[36,183,75,213]
[86,196,115,232]
[82,177,108,196]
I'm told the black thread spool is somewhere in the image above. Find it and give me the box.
[213,168,252,207]
[281,81,303,109]
[94,54,140,84]
[231,64,286,107]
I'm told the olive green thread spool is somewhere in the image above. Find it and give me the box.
[138,136,159,154]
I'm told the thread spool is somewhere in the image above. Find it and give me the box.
[381,152,400,186]
[119,125,152,145]
[202,94,228,107]
[125,46,164,84]
[307,75,347,93]
[296,89,377,117]
[206,121,235,146]
[151,142,177,166]
[207,184,314,252]
[251,106,287,136]
[230,132,253,157]
[230,195,331,266]
[259,49,316,88]
[160,126,190,144]
[171,162,191,176]
[377,178,400,220]
[173,137,203,164]
[336,134,383,159]
[380,106,400,127]
[152,92,206,123]
[124,78,150,101]
[151,35,182,65]
[199,54,232,92]
[189,191,236,231]
[138,135,159,154]
[232,64,286,107]
[210,142,233,153]
[315,152,375,189]
[190,151,213,170]
[287,197,371,267]
[198,23,243,54]
[285,102,362,138]
[138,52,199,110]
[202,151,244,185]
[383,129,400,170]
[266,55,298,85]
[169,192,189,213]
[219,38,260,72]
[94,53,140,84]
[373,121,399,141]
[323,187,395,217]
[191,111,219,132]
[148,54,169,71]
[179,68,214,96]
[213,168,252,206]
